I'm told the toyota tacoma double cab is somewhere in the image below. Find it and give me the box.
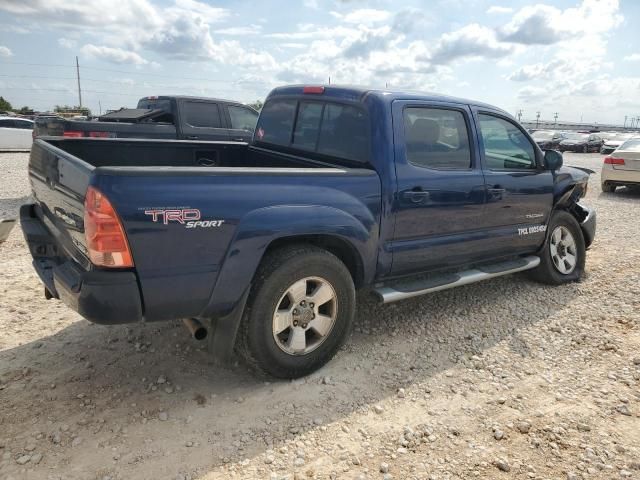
[22,85,596,378]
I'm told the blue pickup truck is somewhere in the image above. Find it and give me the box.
[22,85,596,378]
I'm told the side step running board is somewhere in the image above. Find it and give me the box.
[373,255,540,304]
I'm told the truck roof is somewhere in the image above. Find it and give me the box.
[140,95,250,106]
[267,85,509,116]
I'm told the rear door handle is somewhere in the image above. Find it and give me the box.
[402,189,430,203]
[231,137,245,142]
[186,135,199,140]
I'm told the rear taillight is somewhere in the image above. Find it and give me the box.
[84,186,133,268]
[604,156,625,165]
[63,130,84,137]
[303,86,325,94]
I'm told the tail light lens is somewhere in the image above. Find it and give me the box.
[604,156,625,165]
[63,130,84,137]
[84,186,133,268]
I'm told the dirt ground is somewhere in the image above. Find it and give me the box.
[0,152,638,480]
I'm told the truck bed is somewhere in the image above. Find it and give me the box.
[27,137,381,323]
[40,137,354,169]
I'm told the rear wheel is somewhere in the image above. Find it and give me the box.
[582,145,588,153]
[529,210,585,285]
[601,182,616,193]
[237,245,355,378]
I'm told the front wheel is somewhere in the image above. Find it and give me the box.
[528,211,586,285]
[582,145,588,153]
[237,245,355,378]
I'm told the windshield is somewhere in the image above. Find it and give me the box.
[620,139,640,151]
[532,131,554,140]
[564,133,588,140]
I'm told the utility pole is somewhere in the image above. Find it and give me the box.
[553,112,558,127]
[99,100,102,116]
[536,111,540,128]
[328,76,331,85]
[75,55,82,109]
[516,109,523,122]
[624,115,627,129]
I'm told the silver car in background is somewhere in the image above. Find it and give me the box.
[0,116,34,151]
[601,138,640,193]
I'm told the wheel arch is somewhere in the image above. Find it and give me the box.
[200,204,377,318]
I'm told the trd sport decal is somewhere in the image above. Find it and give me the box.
[518,225,547,236]
[143,208,225,229]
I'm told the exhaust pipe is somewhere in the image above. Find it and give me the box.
[182,318,207,340]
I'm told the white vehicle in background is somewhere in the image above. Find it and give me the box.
[601,138,640,193]
[0,116,34,151]
[600,133,634,155]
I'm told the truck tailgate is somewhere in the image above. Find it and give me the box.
[28,138,93,268]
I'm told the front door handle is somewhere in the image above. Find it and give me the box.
[231,137,245,142]
[186,135,199,140]
[402,189,430,203]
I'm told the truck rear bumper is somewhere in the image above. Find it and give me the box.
[21,204,143,325]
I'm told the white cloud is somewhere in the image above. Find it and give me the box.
[331,9,392,24]
[215,25,262,35]
[426,24,512,65]
[487,6,513,15]
[624,53,640,62]
[58,37,76,49]
[499,0,622,45]
[0,45,13,57]
[81,44,149,65]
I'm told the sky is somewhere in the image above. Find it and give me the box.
[0,0,639,125]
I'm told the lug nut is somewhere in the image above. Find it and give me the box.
[293,308,299,315]
[309,302,315,308]
[301,323,307,328]
[293,320,298,327]
[300,300,306,306]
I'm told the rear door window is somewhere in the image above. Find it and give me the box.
[402,107,471,169]
[228,105,258,132]
[183,101,222,129]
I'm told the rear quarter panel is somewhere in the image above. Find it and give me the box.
[95,169,381,321]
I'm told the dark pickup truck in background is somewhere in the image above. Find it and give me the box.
[34,95,259,142]
[22,85,596,379]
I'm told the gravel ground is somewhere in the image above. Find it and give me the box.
[0,152,639,480]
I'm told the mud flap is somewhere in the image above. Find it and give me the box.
[206,286,251,365]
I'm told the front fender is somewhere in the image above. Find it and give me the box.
[201,204,378,317]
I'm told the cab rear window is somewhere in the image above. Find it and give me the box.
[255,99,368,163]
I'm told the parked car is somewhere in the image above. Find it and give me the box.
[601,138,640,192]
[531,130,566,150]
[34,96,259,143]
[600,133,634,154]
[558,132,603,153]
[0,116,34,150]
[21,85,596,378]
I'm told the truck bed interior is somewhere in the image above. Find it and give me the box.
[44,138,325,169]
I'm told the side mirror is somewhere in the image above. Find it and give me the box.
[544,149,563,170]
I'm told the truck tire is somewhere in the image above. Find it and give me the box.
[528,210,586,285]
[237,245,355,378]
